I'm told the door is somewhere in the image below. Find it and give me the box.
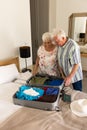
[30,0,49,64]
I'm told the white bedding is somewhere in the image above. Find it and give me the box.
[17,71,32,80]
[14,71,32,84]
[0,71,32,125]
[80,44,87,53]
[0,82,22,125]
[0,100,21,125]
[0,71,32,102]
[0,82,20,102]
[0,71,87,130]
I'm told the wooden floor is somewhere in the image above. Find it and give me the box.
[82,71,87,93]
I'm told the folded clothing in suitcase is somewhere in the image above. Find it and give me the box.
[26,74,64,88]
[13,74,64,111]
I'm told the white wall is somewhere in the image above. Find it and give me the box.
[56,0,87,35]
[73,17,87,41]
[1,0,87,69]
[49,0,56,32]
[0,0,32,69]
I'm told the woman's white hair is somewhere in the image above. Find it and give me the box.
[42,32,52,42]
[53,29,66,39]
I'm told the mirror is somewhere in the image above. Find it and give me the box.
[68,12,87,45]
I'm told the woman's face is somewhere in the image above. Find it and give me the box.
[43,39,52,48]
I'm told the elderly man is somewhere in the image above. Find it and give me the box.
[53,29,83,91]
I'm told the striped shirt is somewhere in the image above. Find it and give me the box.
[58,38,83,83]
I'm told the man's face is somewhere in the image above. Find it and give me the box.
[54,36,65,46]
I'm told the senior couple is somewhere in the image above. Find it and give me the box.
[32,29,83,91]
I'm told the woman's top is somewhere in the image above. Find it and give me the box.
[37,45,58,76]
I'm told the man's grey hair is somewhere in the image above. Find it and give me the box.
[53,29,66,39]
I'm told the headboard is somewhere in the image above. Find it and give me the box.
[0,57,20,72]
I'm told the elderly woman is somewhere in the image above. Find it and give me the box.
[32,32,59,76]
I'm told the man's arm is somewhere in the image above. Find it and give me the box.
[64,64,79,86]
[59,66,65,79]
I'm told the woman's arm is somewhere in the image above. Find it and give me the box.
[32,56,39,76]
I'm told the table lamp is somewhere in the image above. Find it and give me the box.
[19,46,31,72]
[79,33,85,43]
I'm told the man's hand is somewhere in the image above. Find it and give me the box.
[64,75,72,86]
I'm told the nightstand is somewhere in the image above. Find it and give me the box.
[21,65,34,73]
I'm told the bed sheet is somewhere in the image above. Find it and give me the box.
[0,71,32,102]
[0,100,22,125]
[17,71,32,80]
[0,82,21,102]
[80,44,87,53]
[0,82,22,125]
[1,97,87,130]
[0,71,32,125]
[0,71,87,130]
[14,71,32,84]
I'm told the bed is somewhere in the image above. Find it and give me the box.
[0,57,87,130]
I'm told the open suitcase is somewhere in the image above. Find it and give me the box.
[13,74,64,111]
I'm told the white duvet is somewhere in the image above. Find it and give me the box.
[0,100,22,125]
[1,71,87,130]
[0,81,23,125]
[0,82,20,102]
[0,71,32,125]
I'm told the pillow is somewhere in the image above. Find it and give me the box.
[0,64,19,84]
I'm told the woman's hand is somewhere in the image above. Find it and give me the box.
[32,69,37,76]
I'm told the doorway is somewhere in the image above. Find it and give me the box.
[30,0,49,64]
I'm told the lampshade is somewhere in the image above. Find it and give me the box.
[79,33,85,38]
[19,46,30,58]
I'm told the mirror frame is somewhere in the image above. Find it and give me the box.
[68,12,87,43]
